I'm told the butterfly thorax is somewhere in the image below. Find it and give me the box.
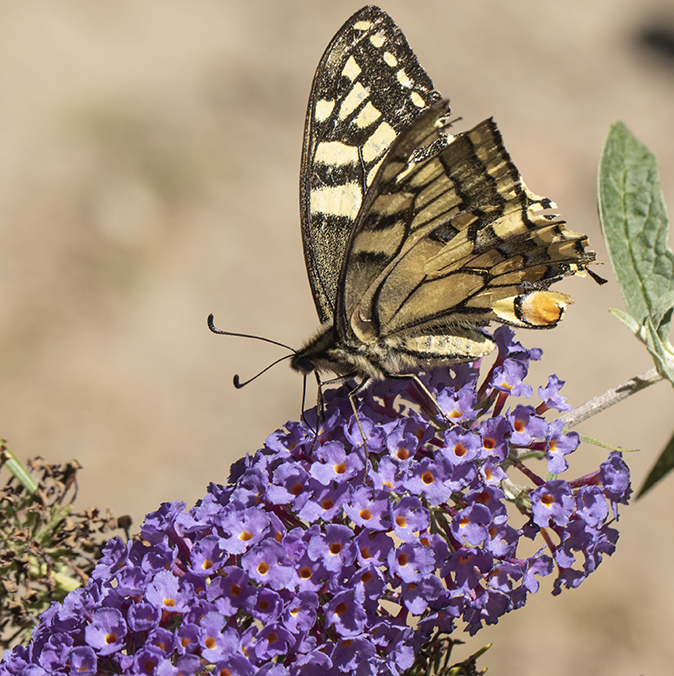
[291,323,385,379]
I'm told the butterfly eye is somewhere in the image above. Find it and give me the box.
[291,355,317,375]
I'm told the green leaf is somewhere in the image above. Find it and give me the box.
[642,316,674,384]
[598,121,674,331]
[2,447,38,494]
[651,289,674,331]
[606,310,674,382]
[607,308,640,335]
[576,432,637,453]
[598,121,674,379]
[638,426,674,498]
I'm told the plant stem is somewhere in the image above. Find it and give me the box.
[559,367,662,429]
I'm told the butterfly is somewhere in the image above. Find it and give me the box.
[288,5,602,394]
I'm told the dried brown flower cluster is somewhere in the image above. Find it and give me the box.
[0,448,129,649]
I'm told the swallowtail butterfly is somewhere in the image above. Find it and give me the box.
[289,5,601,388]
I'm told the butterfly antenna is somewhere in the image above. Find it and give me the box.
[207,313,296,353]
[233,354,294,389]
[208,313,297,388]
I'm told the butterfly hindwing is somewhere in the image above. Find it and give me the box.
[338,103,595,348]
[300,6,443,324]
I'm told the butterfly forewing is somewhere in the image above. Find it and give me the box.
[300,6,443,324]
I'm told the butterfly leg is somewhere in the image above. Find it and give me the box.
[306,372,360,455]
[301,373,325,456]
[385,372,455,427]
[347,377,373,483]
[305,372,373,481]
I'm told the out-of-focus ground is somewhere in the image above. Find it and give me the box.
[1,1,673,673]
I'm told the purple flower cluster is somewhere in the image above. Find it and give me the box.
[1,327,631,676]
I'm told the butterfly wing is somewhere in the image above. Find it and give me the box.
[336,101,597,351]
[300,6,443,325]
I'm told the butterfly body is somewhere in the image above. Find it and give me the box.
[291,6,601,386]
[291,323,495,381]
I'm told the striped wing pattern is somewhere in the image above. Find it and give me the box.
[301,5,443,324]
[339,102,595,350]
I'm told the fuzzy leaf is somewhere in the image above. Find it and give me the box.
[639,426,674,498]
[607,308,640,335]
[599,121,674,381]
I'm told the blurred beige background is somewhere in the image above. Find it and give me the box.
[1,1,673,673]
